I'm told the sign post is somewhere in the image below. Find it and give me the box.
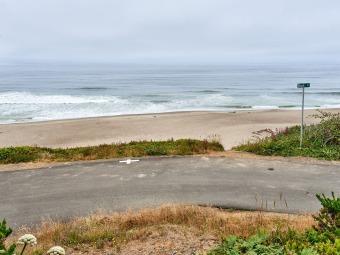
[297,83,310,147]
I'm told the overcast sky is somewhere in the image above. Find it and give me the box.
[1,0,340,64]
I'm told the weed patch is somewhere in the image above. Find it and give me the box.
[0,139,224,164]
[235,111,340,160]
[5,205,313,255]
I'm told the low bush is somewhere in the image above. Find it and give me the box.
[0,139,224,164]
[235,111,340,160]
[208,234,283,255]
[0,219,16,255]
[313,192,340,240]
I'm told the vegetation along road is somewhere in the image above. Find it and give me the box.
[1,155,340,227]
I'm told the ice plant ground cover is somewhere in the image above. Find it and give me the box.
[236,111,340,160]
[0,139,224,164]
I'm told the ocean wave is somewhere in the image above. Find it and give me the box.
[0,90,339,124]
[279,105,299,108]
[252,106,280,109]
[150,100,172,103]
[196,90,220,93]
[281,92,340,95]
[0,91,121,104]
[78,87,110,90]
[62,86,111,91]
[217,105,252,109]
[319,92,340,95]
[320,104,340,108]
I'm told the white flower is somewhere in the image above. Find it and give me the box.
[17,234,37,246]
[47,246,65,255]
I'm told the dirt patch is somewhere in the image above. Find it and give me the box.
[68,225,218,255]
[0,161,64,172]
[207,151,340,166]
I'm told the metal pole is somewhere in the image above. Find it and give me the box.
[300,86,305,147]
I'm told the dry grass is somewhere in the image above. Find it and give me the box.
[0,139,224,164]
[9,204,315,255]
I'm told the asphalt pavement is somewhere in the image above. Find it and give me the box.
[1,155,340,228]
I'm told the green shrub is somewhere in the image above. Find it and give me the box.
[314,192,340,238]
[0,219,16,255]
[0,147,41,163]
[0,139,224,164]
[235,111,340,160]
[306,111,340,147]
[208,234,283,255]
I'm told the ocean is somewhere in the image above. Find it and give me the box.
[0,63,339,124]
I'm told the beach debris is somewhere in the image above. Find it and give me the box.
[119,159,140,165]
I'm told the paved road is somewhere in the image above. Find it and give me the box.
[1,156,340,228]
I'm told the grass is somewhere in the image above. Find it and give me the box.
[0,139,224,164]
[7,205,314,255]
[235,111,340,160]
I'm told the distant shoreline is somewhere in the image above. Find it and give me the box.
[1,106,339,126]
[0,108,339,150]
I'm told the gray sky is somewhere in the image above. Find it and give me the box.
[1,0,340,64]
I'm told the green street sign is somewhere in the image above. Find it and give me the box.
[297,83,310,88]
[296,82,310,147]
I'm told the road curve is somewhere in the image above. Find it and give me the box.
[1,156,340,228]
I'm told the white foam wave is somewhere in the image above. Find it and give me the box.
[0,92,118,104]
[320,104,340,109]
[0,91,339,124]
[169,94,233,108]
[252,106,280,109]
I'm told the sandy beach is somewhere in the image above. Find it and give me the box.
[0,109,339,150]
